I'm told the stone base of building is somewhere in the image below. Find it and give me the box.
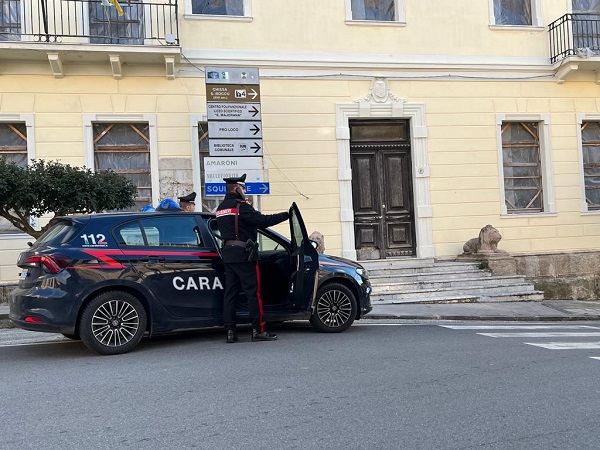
[456,250,600,300]
[0,282,16,305]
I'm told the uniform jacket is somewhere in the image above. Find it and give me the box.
[216,192,289,263]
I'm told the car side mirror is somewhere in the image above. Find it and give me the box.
[310,240,318,249]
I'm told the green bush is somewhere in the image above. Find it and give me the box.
[0,158,137,238]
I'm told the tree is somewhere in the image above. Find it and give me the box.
[0,158,138,238]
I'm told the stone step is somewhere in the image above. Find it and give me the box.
[370,282,538,301]
[364,262,484,277]
[358,258,435,269]
[369,270,492,284]
[371,275,528,292]
[360,257,544,304]
[372,290,545,305]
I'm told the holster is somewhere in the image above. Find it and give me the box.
[245,239,259,262]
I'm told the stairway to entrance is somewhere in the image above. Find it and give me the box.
[359,258,544,304]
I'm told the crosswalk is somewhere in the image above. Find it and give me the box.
[439,324,600,361]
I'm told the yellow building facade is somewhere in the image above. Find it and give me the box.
[1,0,599,287]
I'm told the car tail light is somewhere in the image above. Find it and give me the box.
[22,255,71,274]
[24,316,45,323]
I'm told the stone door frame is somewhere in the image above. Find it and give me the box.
[336,79,434,260]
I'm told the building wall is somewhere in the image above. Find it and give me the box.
[2,70,600,280]
[1,0,599,282]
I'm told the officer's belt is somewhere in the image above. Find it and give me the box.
[224,240,247,248]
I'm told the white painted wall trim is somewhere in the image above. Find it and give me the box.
[335,93,434,260]
[83,113,160,206]
[182,48,551,74]
[495,113,555,216]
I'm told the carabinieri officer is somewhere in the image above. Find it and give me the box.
[216,174,289,343]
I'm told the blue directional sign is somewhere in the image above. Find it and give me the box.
[205,182,270,196]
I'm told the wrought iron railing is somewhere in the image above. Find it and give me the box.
[0,0,178,45]
[549,13,600,63]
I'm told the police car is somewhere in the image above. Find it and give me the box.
[9,203,372,355]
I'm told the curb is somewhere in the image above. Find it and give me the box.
[365,313,600,321]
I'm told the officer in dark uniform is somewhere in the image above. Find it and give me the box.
[178,192,196,212]
[216,174,289,343]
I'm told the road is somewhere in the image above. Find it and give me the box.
[1,320,600,449]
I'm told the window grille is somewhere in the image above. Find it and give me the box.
[581,121,600,210]
[501,121,543,213]
[93,122,151,212]
[0,123,27,233]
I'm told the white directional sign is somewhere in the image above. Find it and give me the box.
[207,103,261,121]
[209,139,262,156]
[208,121,262,139]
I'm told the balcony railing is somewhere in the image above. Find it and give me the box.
[0,0,178,46]
[549,13,600,63]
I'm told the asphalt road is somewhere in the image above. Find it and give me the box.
[1,320,600,449]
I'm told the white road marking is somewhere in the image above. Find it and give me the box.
[440,325,599,330]
[478,332,600,338]
[589,357,600,360]
[0,340,78,348]
[525,342,600,350]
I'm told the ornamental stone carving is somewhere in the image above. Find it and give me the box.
[462,225,508,255]
[356,77,403,104]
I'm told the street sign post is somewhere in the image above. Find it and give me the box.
[205,66,269,195]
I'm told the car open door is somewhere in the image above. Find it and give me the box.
[288,202,319,310]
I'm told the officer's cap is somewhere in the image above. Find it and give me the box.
[223,173,246,187]
[177,192,196,204]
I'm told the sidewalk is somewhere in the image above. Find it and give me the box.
[2,300,600,323]
[366,300,600,321]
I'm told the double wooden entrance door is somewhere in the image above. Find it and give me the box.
[350,119,416,260]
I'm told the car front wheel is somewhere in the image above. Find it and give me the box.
[80,291,147,355]
[309,283,356,332]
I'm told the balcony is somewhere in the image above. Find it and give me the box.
[549,13,600,82]
[0,0,180,78]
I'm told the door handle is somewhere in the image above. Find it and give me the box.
[139,256,166,263]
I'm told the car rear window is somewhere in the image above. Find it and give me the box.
[32,219,84,248]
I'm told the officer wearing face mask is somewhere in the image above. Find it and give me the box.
[215,174,289,343]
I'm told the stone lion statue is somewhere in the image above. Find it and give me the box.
[309,231,325,254]
[462,225,508,255]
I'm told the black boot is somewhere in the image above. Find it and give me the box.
[252,330,277,341]
[226,330,238,343]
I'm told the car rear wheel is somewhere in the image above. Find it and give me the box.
[309,283,356,333]
[80,291,147,355]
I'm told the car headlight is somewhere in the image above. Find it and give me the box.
[356,267,369,279]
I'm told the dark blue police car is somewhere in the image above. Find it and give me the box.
[9,203,372,354]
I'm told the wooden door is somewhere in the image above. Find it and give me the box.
[350,119,416,260]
